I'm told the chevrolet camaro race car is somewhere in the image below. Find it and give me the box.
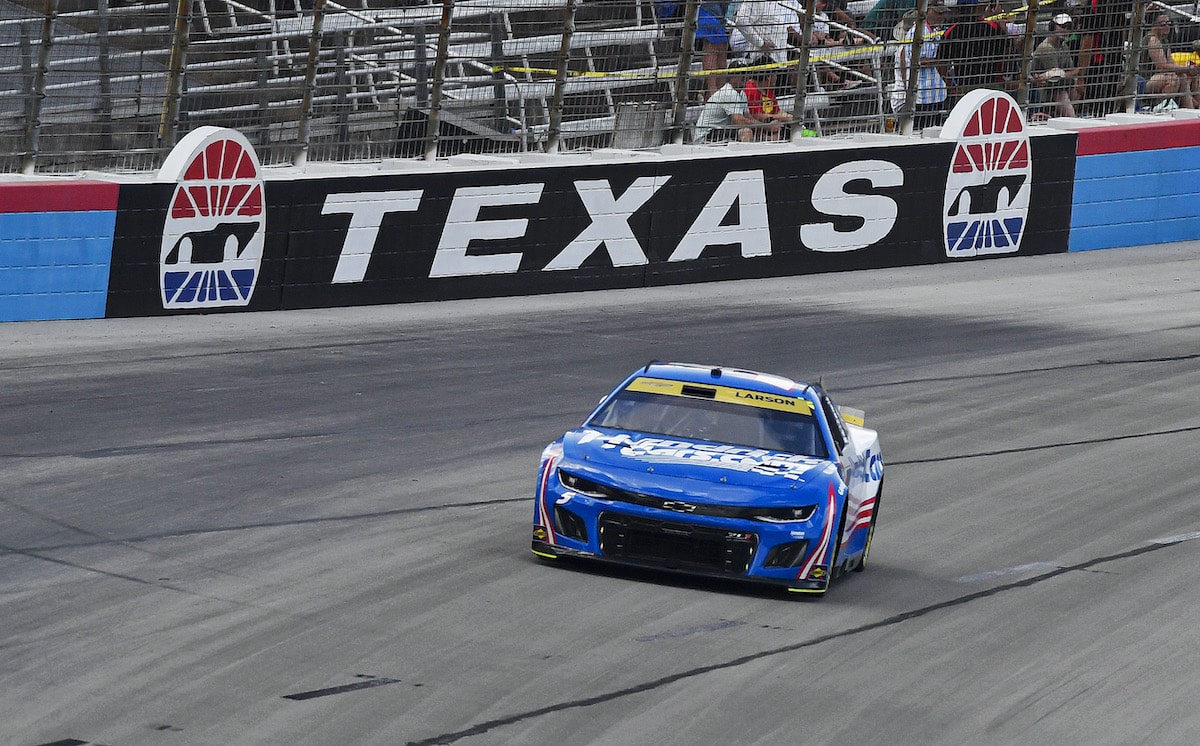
[531,362,884,595]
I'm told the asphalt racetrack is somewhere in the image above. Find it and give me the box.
[3,242,1199,746]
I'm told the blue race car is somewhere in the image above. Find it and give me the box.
[532,362,884,595]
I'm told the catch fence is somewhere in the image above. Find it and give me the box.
[1,0,1197,173]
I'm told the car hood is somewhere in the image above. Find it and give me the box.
[558,427,837,506]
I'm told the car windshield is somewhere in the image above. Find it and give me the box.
[588,389,828,458]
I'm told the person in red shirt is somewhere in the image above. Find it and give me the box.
[743,56,794,140]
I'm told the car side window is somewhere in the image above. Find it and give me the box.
[819,393,847,454]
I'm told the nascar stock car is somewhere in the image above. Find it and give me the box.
[531,362,884,596]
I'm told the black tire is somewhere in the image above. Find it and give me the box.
[853,479,882,572]
[829,497,849,582]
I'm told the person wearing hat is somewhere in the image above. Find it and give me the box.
[1140,11,1199,110]
[887,8,922,115]
[1032,13,1082,117]
[890,6,921,42]
[693,56,758,143]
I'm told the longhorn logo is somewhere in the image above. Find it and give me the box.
[158,127,265,309]
[940,91,1031,258]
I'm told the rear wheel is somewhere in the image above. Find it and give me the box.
[853,480,882,572]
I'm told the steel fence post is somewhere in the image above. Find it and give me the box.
[899,0,928,135]
[157,0,191,160]
[1123,1,1147,113]
[294,0,328,167]
[21,0,57,174]
[1017,0,1039,109]
[545,0,578,154]
[669,0,699,144]
[98,0,113,156]
[791,0,817,141]
[425,0,455,160]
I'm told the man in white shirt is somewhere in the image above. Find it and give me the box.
[694,56,758,142]
[729,0,796,65]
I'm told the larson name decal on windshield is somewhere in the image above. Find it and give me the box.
[733,391,799,407]
[578,431,823,481]
[624,377,814,415]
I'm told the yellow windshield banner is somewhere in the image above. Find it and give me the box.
[625,377,814,415]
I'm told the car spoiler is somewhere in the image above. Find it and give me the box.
[838,405,866,427]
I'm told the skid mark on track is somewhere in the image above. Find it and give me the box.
[283,675,404,701]
[634,619,745,642]
[1,497,529,556]
[955,561,1061,583]
[890,423,1200,466]
[406,535,1195,746]
[1152,530,1200,544]
[838,352,1200,392]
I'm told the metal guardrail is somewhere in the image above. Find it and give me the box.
[0,0,1197,173]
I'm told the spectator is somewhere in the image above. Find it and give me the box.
[823,0,875,42]
[1074,0,1136,115]
[730,0,794,67]
[744,56,795,139]
[693,56,758,142]
[1032,13,1083,117]
[1062,0,1085,53]
[888,8,921,115]
[655,0,681,19]
[893,3,951,130]
[864,0,918,43]
[802,0,853,89]
[939,0,1020,102]
[1141,12,1199,110]
[821,0,878,89]
[697,1,736,98]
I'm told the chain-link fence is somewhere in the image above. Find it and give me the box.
[2,0,1198,173]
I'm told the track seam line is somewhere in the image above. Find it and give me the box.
[405,538,1193,746]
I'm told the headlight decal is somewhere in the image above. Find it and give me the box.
[558,469,615,498]
[751,505,818,523]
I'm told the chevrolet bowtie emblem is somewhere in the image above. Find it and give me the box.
[660,500,698,513]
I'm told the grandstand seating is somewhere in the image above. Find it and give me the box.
[1,0,1195,172]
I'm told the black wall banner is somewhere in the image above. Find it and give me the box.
[106,94,1078,318]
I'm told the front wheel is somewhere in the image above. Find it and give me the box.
[829,496,849,582]
[789,496,849,597]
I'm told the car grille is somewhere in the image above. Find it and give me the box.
[597,512,757,575]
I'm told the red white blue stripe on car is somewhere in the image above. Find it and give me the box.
[851,495,875,533]
[535,447,562,546]
[798,483,839,580]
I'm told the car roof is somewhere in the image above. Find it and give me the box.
[635,362,813,397]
